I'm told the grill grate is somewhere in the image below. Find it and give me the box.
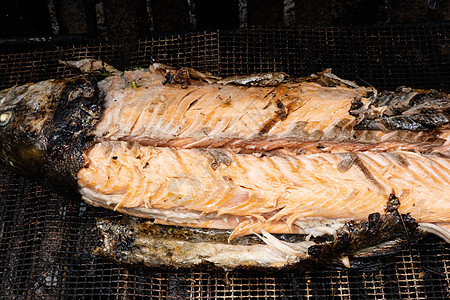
[218,25,450,90]
[1,25,450,299]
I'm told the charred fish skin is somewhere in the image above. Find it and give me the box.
[93,217,287,270]
[94,217,313,270]
[93,196,421,271]
[350,88,450,132]
[306,195,420,264]
[0,78,104,193]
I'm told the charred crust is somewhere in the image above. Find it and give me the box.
[307,194,418,263]
[115,229,135,253]
[367,212,381,230]
[163,68,190,85]
[350,88,450,132]
[163,72,174,85]
[41,78,105,193]
[94,219,135,261]
[259,98,289,136]
[306,195,420,265]
[349,99,363,116]
[259,119,278,135]
[386,194,400,212]
[276,99,284,109]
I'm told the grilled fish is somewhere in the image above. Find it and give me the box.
[0,59,449,269]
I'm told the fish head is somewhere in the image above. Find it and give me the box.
[0,78,103,183]
[0,80,62,176]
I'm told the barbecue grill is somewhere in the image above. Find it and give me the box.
[1,1,450,298]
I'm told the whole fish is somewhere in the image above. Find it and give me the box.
[0,59,449,269]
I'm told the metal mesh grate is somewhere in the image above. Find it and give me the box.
[0,25,450,299]
[219,24,450,90]
[0,31,221,91]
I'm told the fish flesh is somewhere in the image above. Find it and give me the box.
[0,59,449,269]
[94,67,450,155]
[79,141,450,239]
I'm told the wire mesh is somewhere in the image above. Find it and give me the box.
[219,24,450,90]
[0,25,450,299]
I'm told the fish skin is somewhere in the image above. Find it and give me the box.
[1,61,450,269]
[94,195,420,270]
[350,88,450,131]
[93,217,315,270]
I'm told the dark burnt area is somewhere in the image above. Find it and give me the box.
[259,97,289,135]
[0,79,103,197]
[93,207,422,272]
[350,88,450,131]
[163,68,190,86]
[307,195,420,264]
[42,79,104,193]
[94,216,322,272]
[259,119,278,135]
[0,132,44,177]
[50,79,99,144]
[275,99,285,109]
[111,222,135,253]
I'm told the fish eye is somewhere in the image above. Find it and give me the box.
[0,111,12,126]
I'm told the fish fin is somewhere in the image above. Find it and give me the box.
[350,238,408,258]
[217,73,289,86]
[318,70,359,88]
[255,227,301,256]
[255,227,312,257]
[152,63,222,84]
[60,59,123,76]
[341,256,351,268]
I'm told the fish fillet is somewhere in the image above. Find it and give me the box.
[78,140,450,239]
[93,67,450,155]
